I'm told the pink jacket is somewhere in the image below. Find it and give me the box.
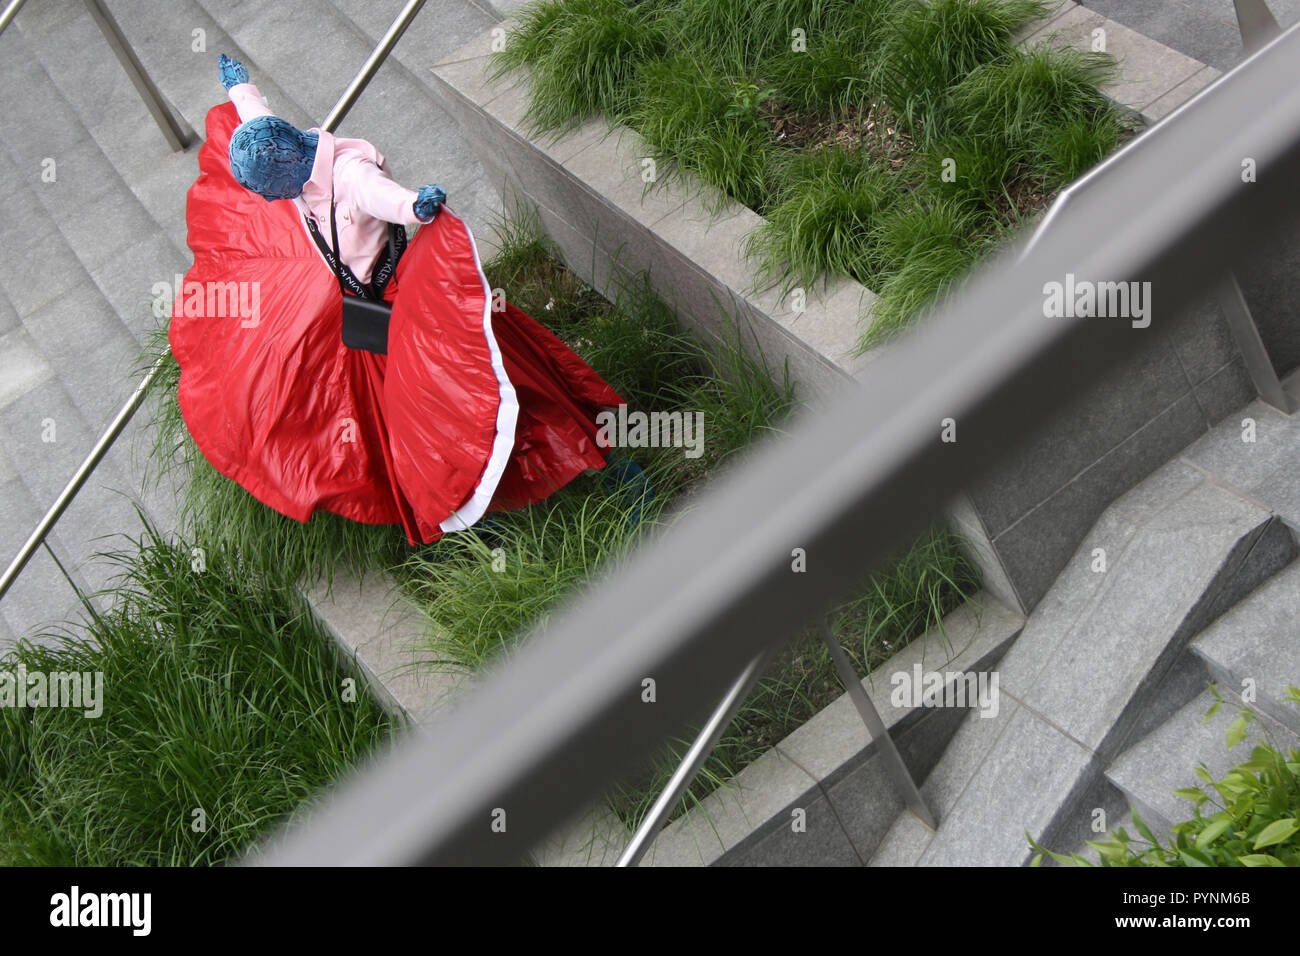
[228,83,426,285]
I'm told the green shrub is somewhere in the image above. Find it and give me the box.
[859,195,999,348]
[746,144,895,296]
[943,46,1123,187]
[494,0,1132,346]
[623,49,777,214]
[1031,686,1300,867]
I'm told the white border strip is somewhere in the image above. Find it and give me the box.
[439,209,520,531]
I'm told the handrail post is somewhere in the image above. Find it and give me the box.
[819,618,937,829]
[82,0,195,151]
[1234,0,1282,54]
[616,649,773,867]
[321,0,428,134]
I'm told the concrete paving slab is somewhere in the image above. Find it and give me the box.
[918,704,1096,866]
[18,279,141,431]
[0,328,55,411]
[1018,481,1284,754]
[90,233,191,341]
[1182,399,1298,487]
[1081,0,1258,72]
[995,457,1206,690]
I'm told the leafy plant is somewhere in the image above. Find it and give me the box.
[1029,685,1300,867]
[724,79,778,130]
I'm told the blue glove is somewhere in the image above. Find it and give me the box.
[413,184,447,222]
[218,53,249,91]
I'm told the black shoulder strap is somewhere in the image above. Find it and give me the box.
[302,183,378,301]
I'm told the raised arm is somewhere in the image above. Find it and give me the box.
[342,157,444,228]
[218,53,272,123]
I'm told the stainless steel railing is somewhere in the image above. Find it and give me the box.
[249,17,1300,866]
[612,0,1295,867]
[1021,0,1291,412]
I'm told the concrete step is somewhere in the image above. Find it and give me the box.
[5,0,304,271]
[1079,0,1300,74]
[869,459,1296,866]
[0,472,91,648]
[2,11,191,323]
[640,591,1024,867]
[1192,560,1300,736]
[1106,685,1300,840]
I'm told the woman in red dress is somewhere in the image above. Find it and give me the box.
[169,55,631,546]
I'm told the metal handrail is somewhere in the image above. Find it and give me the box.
[1021,1,1292,416]
[611,2,1294,866]
[1,0,195,151]
[0,4,429,605]
[0,0,29,36]
[1020,0,1283,261]
[321,0,427,134]
[615,649,772,867]
[82,0,195,151]
[248,18,1300,866]
[1236,0,1283,53]
[0,355,168,603]
[616,616,937,866]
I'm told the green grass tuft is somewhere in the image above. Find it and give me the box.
[0,518,398,866]
[622,48,779,215]
[745,145,895,297]
[858,194,1000,348]
[870,0,1050,133]
[488,0,671,137]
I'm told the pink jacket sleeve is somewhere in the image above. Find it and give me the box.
[227,82,273,123]
[339,156,427,228]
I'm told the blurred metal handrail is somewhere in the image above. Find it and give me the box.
[1021,0,1284,261]
[1022,5,1293,414]
[248,17,1300,867]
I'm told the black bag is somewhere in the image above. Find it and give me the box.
[304,185,406,355]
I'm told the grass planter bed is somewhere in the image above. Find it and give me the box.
[430,1,1257,614]
[488,0,1136,349]
[0,522,399,866]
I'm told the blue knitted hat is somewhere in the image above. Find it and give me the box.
[228,116,319,201]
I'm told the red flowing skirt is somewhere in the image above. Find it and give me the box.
[170,102,623,545]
